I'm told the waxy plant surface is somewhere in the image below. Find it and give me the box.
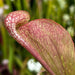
[5,10,75,75]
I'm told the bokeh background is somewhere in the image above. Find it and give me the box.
[0,0,75,75]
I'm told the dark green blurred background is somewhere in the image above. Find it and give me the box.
[0,0,75,75]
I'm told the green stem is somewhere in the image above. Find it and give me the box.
[46,0,52,19]
[8,45,13,73]
[5,0,12,12]
[8,39,14,73]
[1,26,7,59]
[14,55,23,68]
[22,0,30,10]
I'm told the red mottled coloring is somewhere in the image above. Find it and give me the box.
[4,10,75,75]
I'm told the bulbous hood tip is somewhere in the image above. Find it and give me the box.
[4,10,30,29]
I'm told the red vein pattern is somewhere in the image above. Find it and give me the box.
[4,10,75,75]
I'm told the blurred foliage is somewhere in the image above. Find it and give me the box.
[0,0,74,75]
